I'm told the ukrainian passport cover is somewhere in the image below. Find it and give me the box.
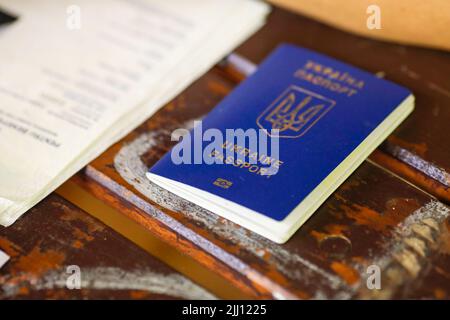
[147,44,414,243]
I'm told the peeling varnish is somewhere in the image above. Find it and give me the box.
[403,237,426,257]
[14,246,65,277]
[56,201,106,234]
[0,237,22,257]
[0,267,215,299]
[355,200,450,299]
[113,126,352,299]
[50,200,105,249]
[393,249,420,277]
[382,143,450,187]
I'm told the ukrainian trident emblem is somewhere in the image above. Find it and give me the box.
[257,86,335,138]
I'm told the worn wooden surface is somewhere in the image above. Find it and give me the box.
[2,6,447,299]
[0,194,214,299]
[71,7,450,299]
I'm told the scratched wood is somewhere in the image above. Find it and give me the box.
[0,194,214,299]
[68,7,450,299]
[71,63,450,299]
[233,8,450,202]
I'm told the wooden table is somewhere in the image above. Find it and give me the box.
[0,194,215,299]
[1,6,449,299]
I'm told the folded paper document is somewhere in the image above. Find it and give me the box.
[0,0,270,226]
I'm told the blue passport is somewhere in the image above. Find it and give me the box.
[147,44,414,243]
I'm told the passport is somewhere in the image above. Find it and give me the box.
[147,44,414,243]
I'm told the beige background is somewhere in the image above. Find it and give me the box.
[270,0,450,52]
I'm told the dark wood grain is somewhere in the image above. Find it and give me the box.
[0,194,214,300]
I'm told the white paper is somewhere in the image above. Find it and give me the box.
[0,249,10,269]
[0,0,270,226]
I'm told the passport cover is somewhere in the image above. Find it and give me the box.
[149,44,412,222]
